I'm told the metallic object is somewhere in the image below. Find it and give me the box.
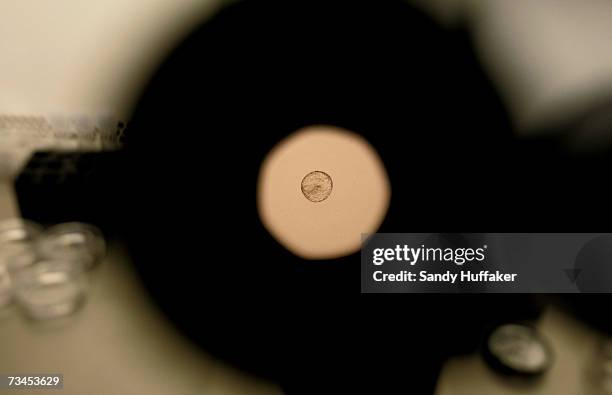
[485,324,553,375]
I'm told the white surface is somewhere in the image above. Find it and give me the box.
[0,0,225,176]
[469,0,612,136]
[0,0,223,119]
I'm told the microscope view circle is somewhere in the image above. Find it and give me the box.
[301,171,333,202]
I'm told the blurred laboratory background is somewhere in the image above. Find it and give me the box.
[1,1,612,394]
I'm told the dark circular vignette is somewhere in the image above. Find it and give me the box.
[114,0,612,393]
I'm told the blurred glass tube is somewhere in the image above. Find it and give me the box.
[38,223,106,271]
[471,0,612,148]
[0,218,42,307]
[411,0,612,150]
[13,258,88,320]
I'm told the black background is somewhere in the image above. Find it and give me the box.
[16,0,612,393]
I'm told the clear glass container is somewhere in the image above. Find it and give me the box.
[37,222,106,270]
[12,258,88,320]
[0,218,43,307]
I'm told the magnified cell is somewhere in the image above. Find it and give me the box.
[301,171,333,202]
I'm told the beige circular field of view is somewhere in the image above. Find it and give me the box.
[257,125,391,260]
